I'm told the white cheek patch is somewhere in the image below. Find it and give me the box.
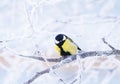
[63,36,66,41]
[55,40,59,44]
[55,35,66,44]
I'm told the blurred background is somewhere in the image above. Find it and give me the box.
[0,0,120,84]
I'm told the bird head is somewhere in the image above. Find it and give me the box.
[55,34,67,44]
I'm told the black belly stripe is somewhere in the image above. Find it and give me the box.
[59,46,71,56]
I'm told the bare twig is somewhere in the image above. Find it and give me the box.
[70,79,77,84]
[19,54,64,62]
[102,38,116,50]
[52,72,66,84]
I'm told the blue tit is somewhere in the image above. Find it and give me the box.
[54,34,81,57]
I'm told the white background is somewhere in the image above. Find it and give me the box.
[0,0,120,84]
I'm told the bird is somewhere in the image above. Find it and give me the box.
[54,34,81,58]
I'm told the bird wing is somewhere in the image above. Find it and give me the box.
[68,38,82,51]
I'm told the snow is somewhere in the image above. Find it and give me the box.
[0,0,120,84]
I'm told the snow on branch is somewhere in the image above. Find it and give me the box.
[24,38,120,84]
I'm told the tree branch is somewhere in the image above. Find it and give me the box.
[24,49,120,84]
[20,38,117,63]
[24,54,76,84]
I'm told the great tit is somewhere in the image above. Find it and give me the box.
[54,34,81,57]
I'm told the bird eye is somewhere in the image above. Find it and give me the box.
[63,36,66,41]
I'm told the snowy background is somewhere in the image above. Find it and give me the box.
[0,0,120,84]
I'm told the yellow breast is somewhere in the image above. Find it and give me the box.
[54,45,61,55]
[62,39,78,55]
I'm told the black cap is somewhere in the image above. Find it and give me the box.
[55,34,65,41]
